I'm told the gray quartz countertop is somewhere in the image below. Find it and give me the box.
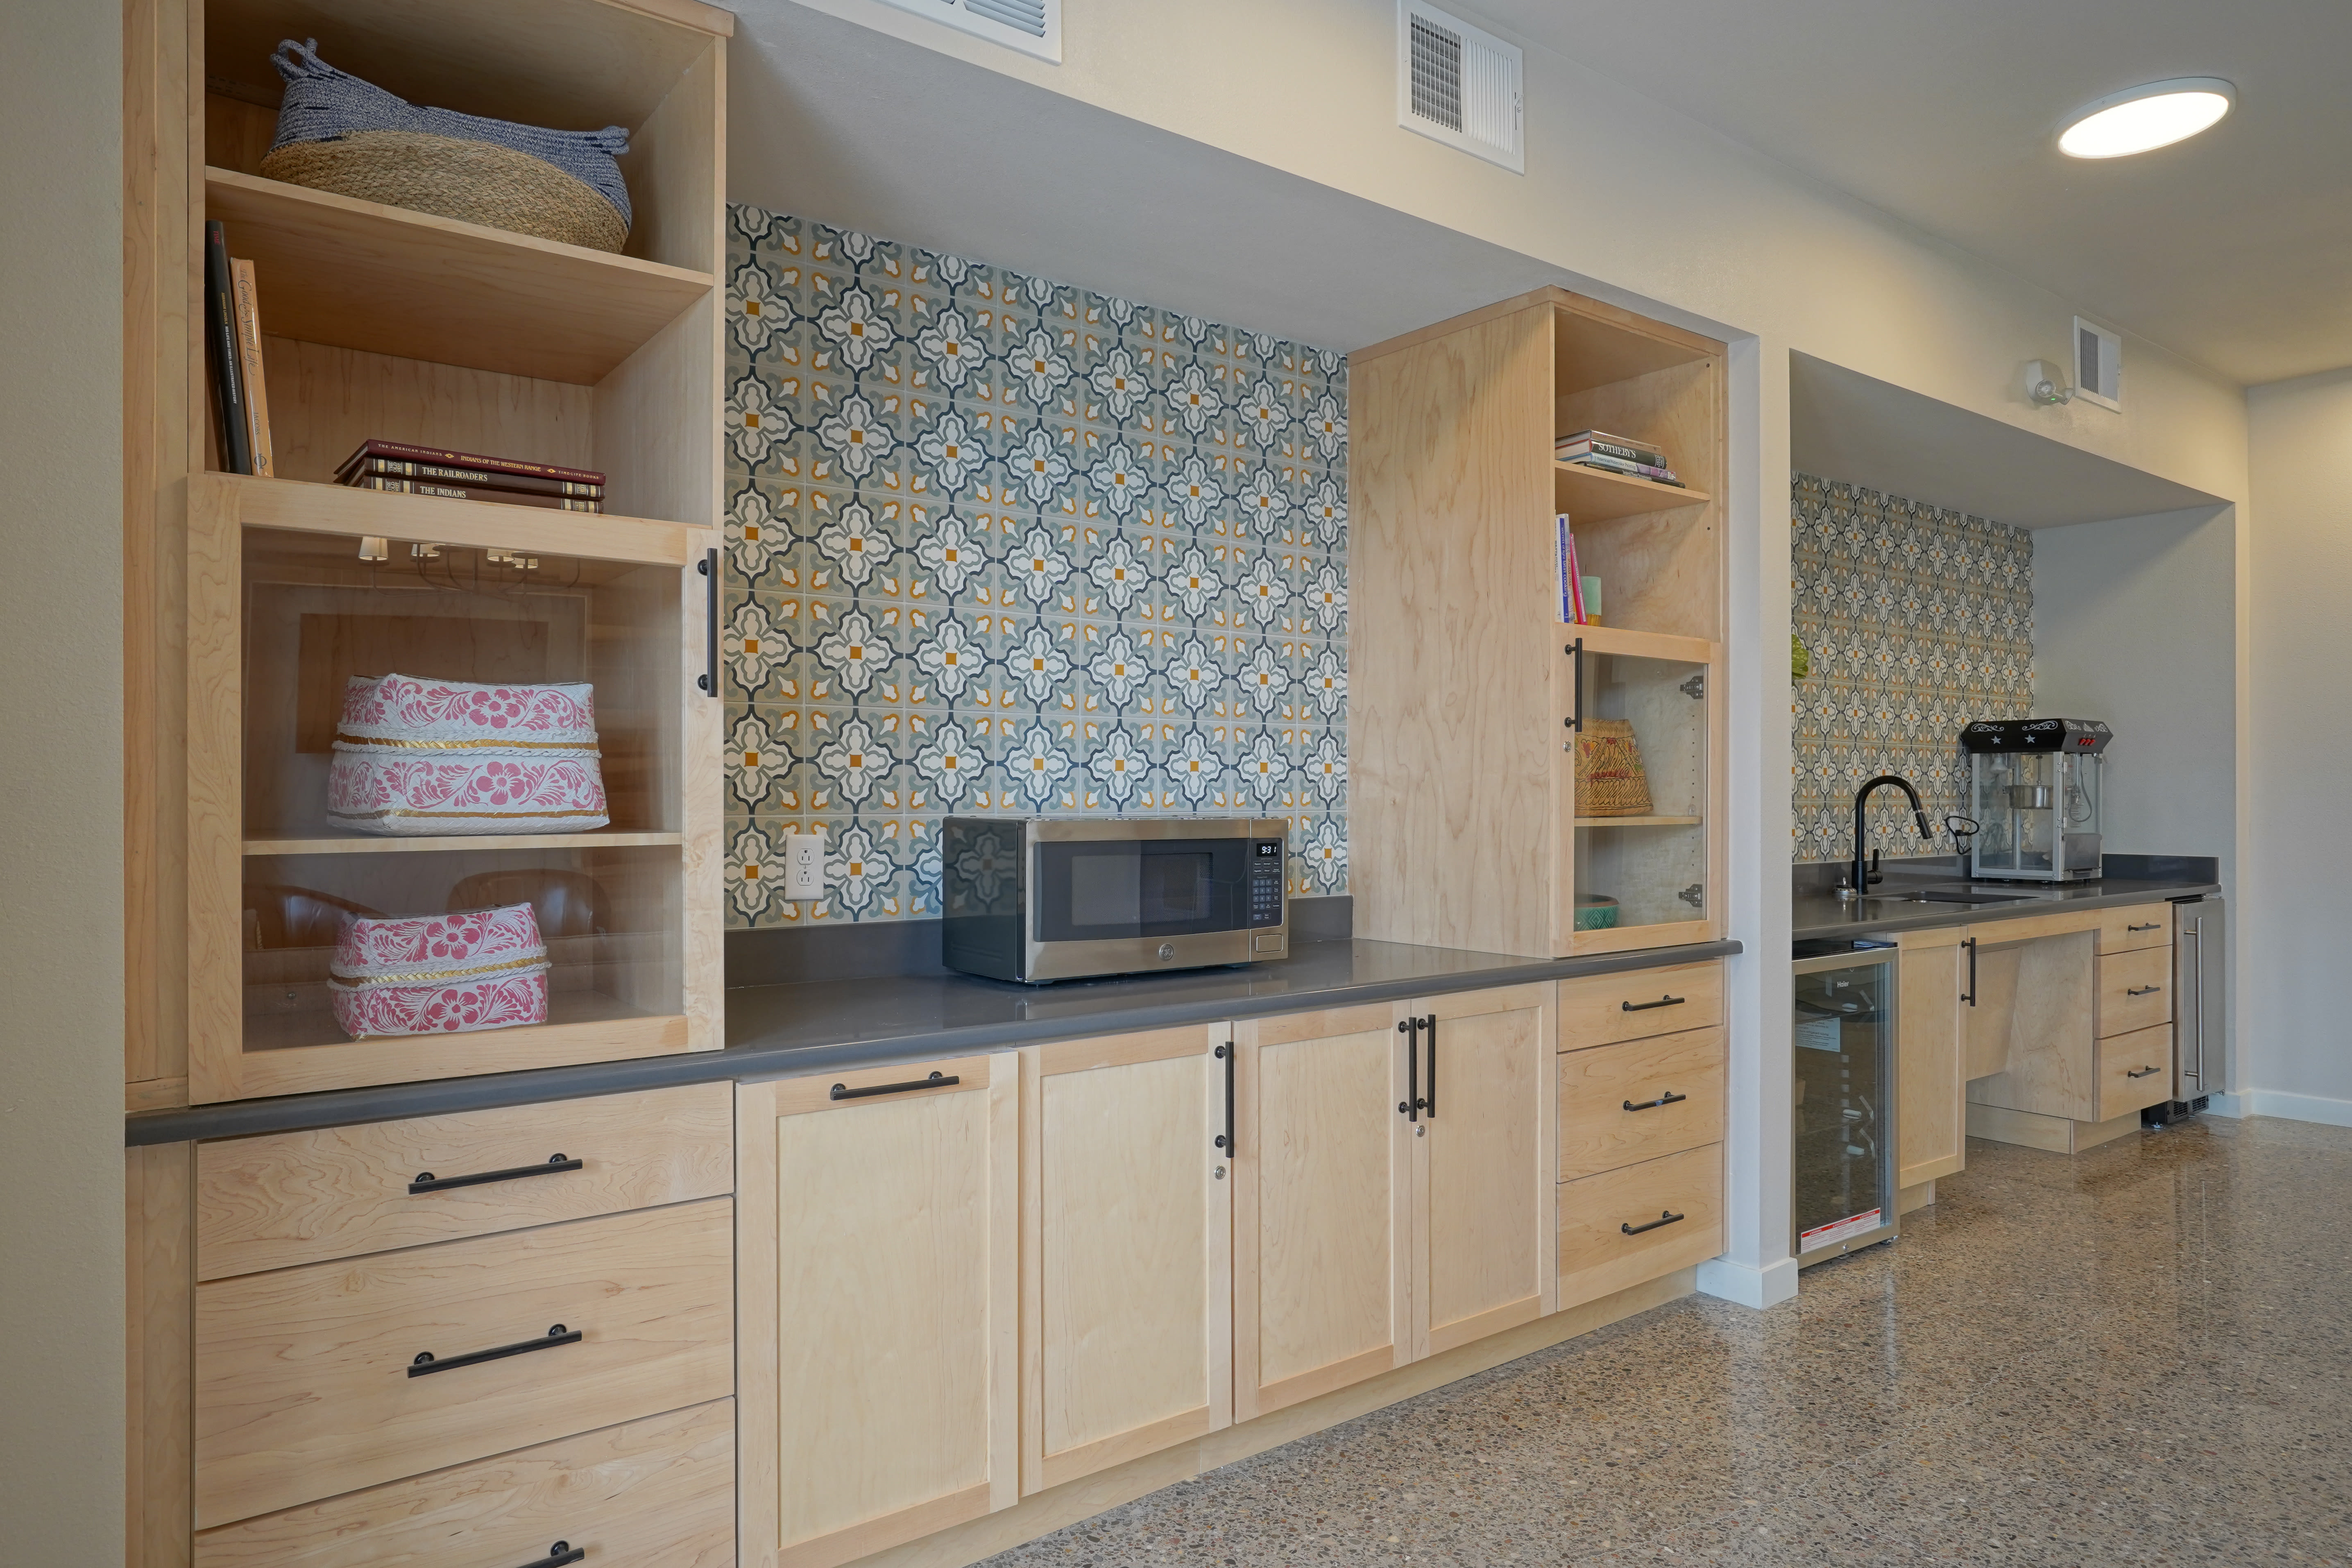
[126,936,1740,1147]
[1792,874,2219,943]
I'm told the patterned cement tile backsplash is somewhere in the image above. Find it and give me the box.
[1791,474,2034,865]
[721,205,1349,925]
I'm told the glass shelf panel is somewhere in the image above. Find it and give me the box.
[240,527,683,842]
[1571,644,1709,935]
[242,843,683,1055]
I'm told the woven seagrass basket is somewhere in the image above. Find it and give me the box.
[261,131,627,252]
[1574,718,1654,816]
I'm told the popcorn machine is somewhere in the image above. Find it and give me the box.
[1959,718,2112,884]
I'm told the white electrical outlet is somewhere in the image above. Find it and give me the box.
[784,830,825,900]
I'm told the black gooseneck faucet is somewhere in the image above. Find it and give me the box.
[1844,774,1935,900]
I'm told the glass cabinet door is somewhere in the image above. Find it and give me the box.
[1565,632,1713,949]
[1791,946,1899,1265]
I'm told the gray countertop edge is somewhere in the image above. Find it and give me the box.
[1792,878,2220,942]
[126,937,1743,1147]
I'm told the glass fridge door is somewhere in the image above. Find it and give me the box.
[1792,945,1899,1265]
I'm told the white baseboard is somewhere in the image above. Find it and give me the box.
[1696,1254,1799,1309]
[2206,1090,2352,1128]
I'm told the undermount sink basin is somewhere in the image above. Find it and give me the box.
[1854,886,2039,906]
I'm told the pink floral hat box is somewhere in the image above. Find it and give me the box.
[330,902,551,1039]
[327,673,610,835]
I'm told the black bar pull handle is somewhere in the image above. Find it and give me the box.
[410,1153,583,1195]
[1621,1210,1686,1236]
[1961,938,1978,1006]
[1423,1014,1438,1119]
[696,548,719,697]
[518,1544,586,1568]
[409,1323,582,1378]
[1623,1090,1688,1113]
[1397,1018,1414,1120]
[2126,985,2163,997]
[832,1070,958,1101]
[1620,994,1686,1013]
[2126,921,2163,932]
[1213,1042,1236,1156]
[1563,638,1585,737]
[2127,1065,2164,1079]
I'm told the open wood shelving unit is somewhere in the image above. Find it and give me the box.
[1350,288,1729,959]
[125,0,734,1109]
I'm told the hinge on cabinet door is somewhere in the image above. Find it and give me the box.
[1679,673,1705,700]
[1677,883,1704,908]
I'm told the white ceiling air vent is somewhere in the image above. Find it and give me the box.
[875,0,1061,63]
[1397,0,1523,172]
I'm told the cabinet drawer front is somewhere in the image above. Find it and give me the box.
[1557,1026,1724,1181]
[1557,1143,1724,1310]
[2098,946,2173,1037]
[193,1399,734,1568]
[197,1084,734,1280]
[195,1199,734,1529]
[2097,1024,2176,1123]
[1557,962,1724,1050]
[2096,904,2173,955]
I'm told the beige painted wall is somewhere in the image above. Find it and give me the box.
[0,2,127,1559]
[778,0,2254,1296]
[2243,372,2352,1115]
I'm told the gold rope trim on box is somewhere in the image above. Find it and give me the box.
[329,952,551,988]
[335,733,601,753]
[324,808,612,821]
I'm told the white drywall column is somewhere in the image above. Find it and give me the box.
[0,2,127,1559]
[1698,334,1798,1308]
[2241,372,2352,1123]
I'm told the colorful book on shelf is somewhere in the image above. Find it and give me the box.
[342,457,603,499]
[229,258,275,478]
[1555,429,1669,467]
[1559,515,1588,625]
[350,476,605,512]
[1563,450,1685,487]
[203,221,253,476]
[334,439,605,488]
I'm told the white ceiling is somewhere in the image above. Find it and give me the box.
[1790,353,2222,529]
[1478,0,2352,387]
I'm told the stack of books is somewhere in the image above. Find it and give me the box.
[335,441,606,512]
[1555,428,1683,487]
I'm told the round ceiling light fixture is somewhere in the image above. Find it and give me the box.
[2058,77,2234,159]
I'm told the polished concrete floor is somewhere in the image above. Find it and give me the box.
[986,1115,2352,1567]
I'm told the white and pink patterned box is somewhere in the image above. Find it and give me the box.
[326,673,610,836]
[328,902,551,1039]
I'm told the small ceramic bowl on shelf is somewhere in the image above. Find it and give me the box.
[1575,895,1621,931]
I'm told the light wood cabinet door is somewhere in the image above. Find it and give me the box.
[1230,1004,1410,1422]
[1406,983,1558,1359]
[195,1083,733,1280]
[1557,1025,1724,1181]
[1896,930,1968,1188]
[193,1199,733,1528]
[1022,1028,1231,1495]
[2097,1024,2176,1122]
[1557,960,1725,1049]
[192,1399,735,1568]
[737,1055,1017,1568]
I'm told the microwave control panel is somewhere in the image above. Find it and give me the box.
[1249,840,1285,927]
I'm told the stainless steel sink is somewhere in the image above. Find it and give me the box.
[1854,886,2039,906]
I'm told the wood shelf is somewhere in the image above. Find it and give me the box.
[218,472,706,566]
[1552,459,1710,523]
[247,832,683,856]
[1574,816,1702,828]
[1558,621,1719,666]
[205,166,714,385]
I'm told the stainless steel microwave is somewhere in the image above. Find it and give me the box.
[940,817,1288,983]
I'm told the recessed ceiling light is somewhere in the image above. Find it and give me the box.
[2058,78,2234,159]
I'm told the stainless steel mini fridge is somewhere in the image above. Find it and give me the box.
[1792,938,1899,1266]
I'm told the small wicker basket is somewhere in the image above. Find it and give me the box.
[261,40,632,253]
[1574,718,1654,816]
